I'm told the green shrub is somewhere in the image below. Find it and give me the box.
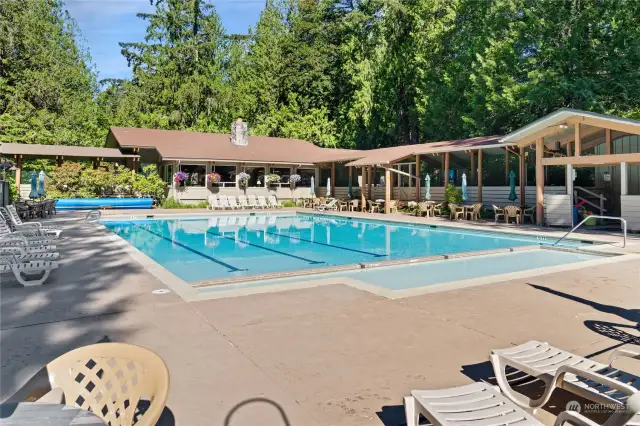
[281,200,297,207]
[444,183,463,205]
[160,197,208,209]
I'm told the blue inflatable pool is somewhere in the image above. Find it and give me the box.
[56,198,153,210]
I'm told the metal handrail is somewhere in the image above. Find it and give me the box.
[84,209,102,222]
[552,215,627,248]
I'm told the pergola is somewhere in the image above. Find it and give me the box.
[0,143,140,193]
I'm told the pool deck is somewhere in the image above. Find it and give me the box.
[1,210,639,426]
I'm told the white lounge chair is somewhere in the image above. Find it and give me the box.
[218,195,231,210]
[4,206,62,238]
[0,220,57,246]
[247,195,260,209]
[238,195,251,209]
[227,195,241,209]
[0,258,59,286]
[314,198,338,211]
[491,340,640,410]
[0,240,56,253]
[208,194,221,210]
[268,196,283,208]
[257,196,269,208]
[404,381,640,426]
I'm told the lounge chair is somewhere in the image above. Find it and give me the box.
[0,240,56,253]
[247,194,260,209]
[268,195,283,208]
[0,219,56,246]
[2,206,62,238]
[238,195,251,209]
[491,340,640,410]
[0,246,59,261]
[465,203,482,220]
[257,196,269,208]
[6,343,169,426]
[208,194,221,210]
[314,198,338,211]
[0,258,59,286]
[493,205,505,222]
[449,203,464,220]
[504,205,521,224]
[227,195,241,209]
[405,381,640,426]
[218,195,231,209]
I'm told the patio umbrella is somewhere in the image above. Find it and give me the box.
[38,170,46,198]
[461,173,468,201]
[326,177,331,197]
[28,171,38,199]
[310,176,315,196]
[508,170,517,204]
[449,168,455,184]
[425,174,431,200]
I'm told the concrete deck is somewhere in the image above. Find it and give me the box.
[1,211,638,426]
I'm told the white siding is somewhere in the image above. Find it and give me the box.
[544,194,572,226]
[170,185,315,202]
[621,195,640,231]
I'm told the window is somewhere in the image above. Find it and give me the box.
[271,167,291,184]
[164,164,174,185]
[244,167,265,187]
[297,169,315,187]
[213,165,236,186]
[179,164,206,187]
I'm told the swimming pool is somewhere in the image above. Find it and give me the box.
[102,213,595,283]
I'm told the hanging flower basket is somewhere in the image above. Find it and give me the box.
[173,171,189,185]
[265,174,281,185]
[207,172,221,185]
[289,174,301,188]
[238,172,250,188]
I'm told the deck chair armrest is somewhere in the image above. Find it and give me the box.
[553,365,639,397]
[608,348,640,366]
[554,411,600,426]
[3,368,55,404]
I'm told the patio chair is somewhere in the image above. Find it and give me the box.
[257,195,269,208]
[349,200,359,212]
[247,194,261,209]
[389,200,398,214]
[465,203,482,221]
[522,206,535,223]
[6,343,170,426]
[432,203,444,217]
[337,200,349,211]
[268,195,283,208]
[3,206,62,238]
[493,205,505,223]
[367,200,381,213]
[227,195,241,209]
[504,205,521,224]
[0,258,58,286]
[417,202,431,217]
[449,203,464,220]
[405,381,640,426]
[491,340,640,411]
[238,195,251,209]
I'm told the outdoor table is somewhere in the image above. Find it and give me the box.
[0,402,107,425]
[461,204,476,219]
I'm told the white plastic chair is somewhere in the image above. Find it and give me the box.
[257,196,269,208]
[247,195,260,209]
[227,196,241,209]
[0,258,59,286]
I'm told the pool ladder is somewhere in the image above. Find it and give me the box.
[552,215,627,248]
[84,209,102,222]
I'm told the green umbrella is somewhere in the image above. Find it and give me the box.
[508,170,517,204]
[28,172,38,199]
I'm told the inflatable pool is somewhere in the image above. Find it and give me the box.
[55,198,153,210]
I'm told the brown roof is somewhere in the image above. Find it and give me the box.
[109,127,330,165]
[0,143,137,159]
[346,136,506,166]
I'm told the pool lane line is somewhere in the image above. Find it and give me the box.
[205,230,325,265]
[263,230,385,258]
[132,223,245,272]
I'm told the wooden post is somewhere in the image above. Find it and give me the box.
[384,167,391,214]
[535,137,544,225]
[567,142,573,157]
[605,128,612,155]
[330,162,335,196]
[505,149,510,184]
[15,155,22,196]
[574,123,582,156]
[444,152,450,187]
[361,166,367,211]
[56,156,63,167]
[348,166,352,196]
[470,151,475,184]
[477,150,483,203]
[367,166,372,199]
[415,155,421,202]
[519,146,526,210]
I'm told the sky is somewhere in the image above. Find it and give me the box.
[65,0,265,80]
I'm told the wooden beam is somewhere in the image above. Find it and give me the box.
[415,155,420,202]
[605,128,612,155]
[15,155,22,197]
[548,126,602,147]
[504,149,510,185]
[477,150,483,203]
[361,166,367,211]
[535,137,544,225]
[574,123,582,156]
[469,151,475,184]
[331,162,335,197]
[519,146,525,210]
[443,152,450,187]
[542,152,640,167]
[348,166,352,196]
[567,116,640,136]
[367,165,372,199]
[385,167,391,214]
[513,124,570,147]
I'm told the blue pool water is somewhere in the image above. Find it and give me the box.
[102,213,593,283]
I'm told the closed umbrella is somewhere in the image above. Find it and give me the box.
[449,169,455,184]
[461,173,468,201]
[38,171,46,198]
[425,174,431,200]
[508,170,517,204]
[310,176,315,197]
[326,177,331,197]
[28,172,38,199]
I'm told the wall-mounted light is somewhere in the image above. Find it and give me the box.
[559,124,569,129]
